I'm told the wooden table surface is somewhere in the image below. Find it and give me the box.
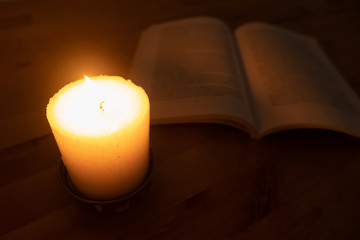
[1,0,360,239]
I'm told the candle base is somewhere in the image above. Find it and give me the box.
[57,148,155,213]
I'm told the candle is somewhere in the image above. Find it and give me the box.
[46,76,150,200]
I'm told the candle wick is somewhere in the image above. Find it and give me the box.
[100,101,105,111]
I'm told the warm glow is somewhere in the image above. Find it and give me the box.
[48,76,147,137]
[46,75,150,200]
[84,75,90,83]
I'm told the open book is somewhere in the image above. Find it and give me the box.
[130,16,360,139]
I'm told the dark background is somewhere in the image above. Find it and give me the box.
[1,0,360,239]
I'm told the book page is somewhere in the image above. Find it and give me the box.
[130,17,255,134]
[235,22,360,138]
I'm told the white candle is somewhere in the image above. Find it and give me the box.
[46,76,150,200]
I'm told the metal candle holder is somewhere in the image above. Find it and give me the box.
[57,148,155,213]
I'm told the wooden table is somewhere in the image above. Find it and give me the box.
[1,0,360,239]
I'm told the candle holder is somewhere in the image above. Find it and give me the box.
[57,148,155,213]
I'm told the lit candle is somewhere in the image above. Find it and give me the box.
[46,76,150,200]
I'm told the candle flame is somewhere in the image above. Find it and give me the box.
[84,76,106,112]
[84,75,95,89]
[84,75,90,83]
